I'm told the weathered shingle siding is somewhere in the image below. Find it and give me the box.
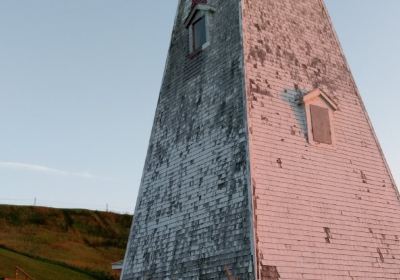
[242,0,400,279]
[122,0,255,279]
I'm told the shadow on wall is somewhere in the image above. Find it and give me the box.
[280,89,308,138]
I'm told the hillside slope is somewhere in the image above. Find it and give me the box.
[0,205,132,279]
[0,247,97,280]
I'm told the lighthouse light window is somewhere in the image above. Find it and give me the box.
[192,16,207,51]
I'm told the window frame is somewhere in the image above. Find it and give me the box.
[188,13,210,54]
[301,89,337,147]
[191,16,207,52]
[184,4,215,55]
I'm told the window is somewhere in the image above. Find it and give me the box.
[192,16,207,51]
[301,88,337,146]
[184,4,215,55]
[310,105,332,144]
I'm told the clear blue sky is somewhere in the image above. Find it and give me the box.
[0,1,398,213]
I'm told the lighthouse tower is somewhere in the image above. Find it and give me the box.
[122,0,400,279]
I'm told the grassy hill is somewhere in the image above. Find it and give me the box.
[0,205,132,280]
[0,247,97,280]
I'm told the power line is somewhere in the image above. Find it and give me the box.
[0,197,133,214]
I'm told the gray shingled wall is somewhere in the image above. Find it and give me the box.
[121,0,255,279]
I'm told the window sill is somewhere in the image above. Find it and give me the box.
[188,42,210,59]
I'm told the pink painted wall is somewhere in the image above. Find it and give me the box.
[242,0,400,278]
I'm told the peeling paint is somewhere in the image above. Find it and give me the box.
[261,265,280,280]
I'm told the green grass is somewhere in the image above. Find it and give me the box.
[0,247,96,280]
[0,205,132,279]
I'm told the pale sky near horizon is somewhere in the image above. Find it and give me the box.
[0,1,399,214]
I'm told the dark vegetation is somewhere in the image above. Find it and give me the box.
[0,205,132,279]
